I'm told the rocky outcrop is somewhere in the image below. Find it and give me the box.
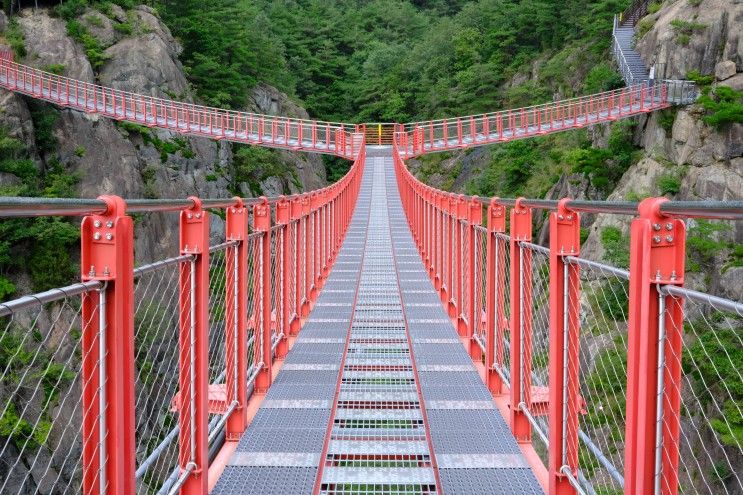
[0,6,328,263]
[635,0,743,78]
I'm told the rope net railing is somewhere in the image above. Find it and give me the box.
[392,136,743,495]
[0,141,365,493]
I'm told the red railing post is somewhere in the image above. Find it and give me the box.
[300,194,312,318]
[290,197,303,336]
[451,195,465,322]
[225,198,248,439]
[177,197,210,494]
[253,197,273,393]
[81,195,135,495]
[548,199,581,495]
[465,196,482,360]
[276,196,291,359]
[509,197,533,443]
[485,199,507,395]
[625,198,686,495]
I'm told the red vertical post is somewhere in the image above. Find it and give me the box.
[290,198,303,336]
[548,199,581,495]
[509,197,532,443]
[301,194,312,318]
[81,195,135,495]
[253,197,273,393]
[275,197,291,359]
[624,198,685,495]
[450,195,464,321]
[485,199,507,395]
[465,197,482,360]
[225,199,248,440]
[178,197,210,495]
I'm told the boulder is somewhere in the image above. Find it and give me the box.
[715,60,737,80]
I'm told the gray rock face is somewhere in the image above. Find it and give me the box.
[0,6,327,263]
[636,0,743,79]
[715,59,738,80]
[17,10,94,82]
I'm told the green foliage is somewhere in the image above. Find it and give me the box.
[686,219,731,272]
[34,362,76,405]
[600,226,629,266]
[66,19,110,69]
[648,1,662,13]
[0,126,80,298]
[686,69,714,87]
[656,171,682,195]
[583,63,624,94]
[231,145,298,196]
[570,121,638,193]
[42,63,66,75]
[74,145,86,157]
[657,108,677,133]
[670,18,706,45]
[698,86,743,129]
[683,322,743,448]
[27,100,60,156]
[0,403,48,451]
[636,18,655,39]
[5,17,27,58]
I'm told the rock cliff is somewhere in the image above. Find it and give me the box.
[0,5,327,263]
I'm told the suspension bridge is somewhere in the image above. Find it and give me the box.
[0,3,742,494]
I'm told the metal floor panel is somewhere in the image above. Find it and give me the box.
[212,147,544,495]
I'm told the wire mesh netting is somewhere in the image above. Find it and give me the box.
[568,257,630,493]
[132,258,186,492]
[662,288,743,494]
[472,225,487,355]
[495,233,512,386]
[0,283,101,494]
[208,244,231,385]
[521,242,551,461]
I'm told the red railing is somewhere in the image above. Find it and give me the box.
[392,135,743,495]
[0,139,365,495]
[0,50,359,159]
[396,82,695,158]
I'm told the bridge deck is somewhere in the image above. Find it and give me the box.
[211,147,544,494]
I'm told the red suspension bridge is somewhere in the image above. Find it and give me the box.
[0,8,741,495]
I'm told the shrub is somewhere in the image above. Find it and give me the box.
[698,86,743,129]
[657,172,682,195]
[42,64,66,75]
[74,145,86,157]
[6,18,26,58]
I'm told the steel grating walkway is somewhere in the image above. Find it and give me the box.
[211,147,544,494]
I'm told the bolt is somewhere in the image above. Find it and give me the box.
[653,223,661,231]
[106,233,113,241]
[656,270,662,280]
[567,215,573,221]
[93,232,101,240]
[670,270,677,280]
[106,221,114,228]
[94,220,102,228]
[558,214,564,220]
[196,213,201,219]
[187,213,193,219]
[103,266,110,276]
[88,265,95,277]
[666,223,673,231]
[653,235,661,243]
[666,235,674,242]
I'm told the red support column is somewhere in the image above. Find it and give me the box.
[509,197,532,443]
[465,197,482,360]
[81,195,135,495]
[451,195,465,322]
[624,198,685,495]
[290,198,303,336]
[485,199,507,395]
[225,199,248,440]
[253,197,273,394]
[548,199,581,495]
[276,196,291,359]
[178,197,210,495]
[301,194,312,318]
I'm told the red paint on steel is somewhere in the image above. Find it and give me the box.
[509,197,533,444]
[225,198,249,440]
[81,195,135,495]
[276,196,291,360]
[548,198,581,495]
[624,198,685,495]
[178,197,210,494]
[253,197,273,394]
